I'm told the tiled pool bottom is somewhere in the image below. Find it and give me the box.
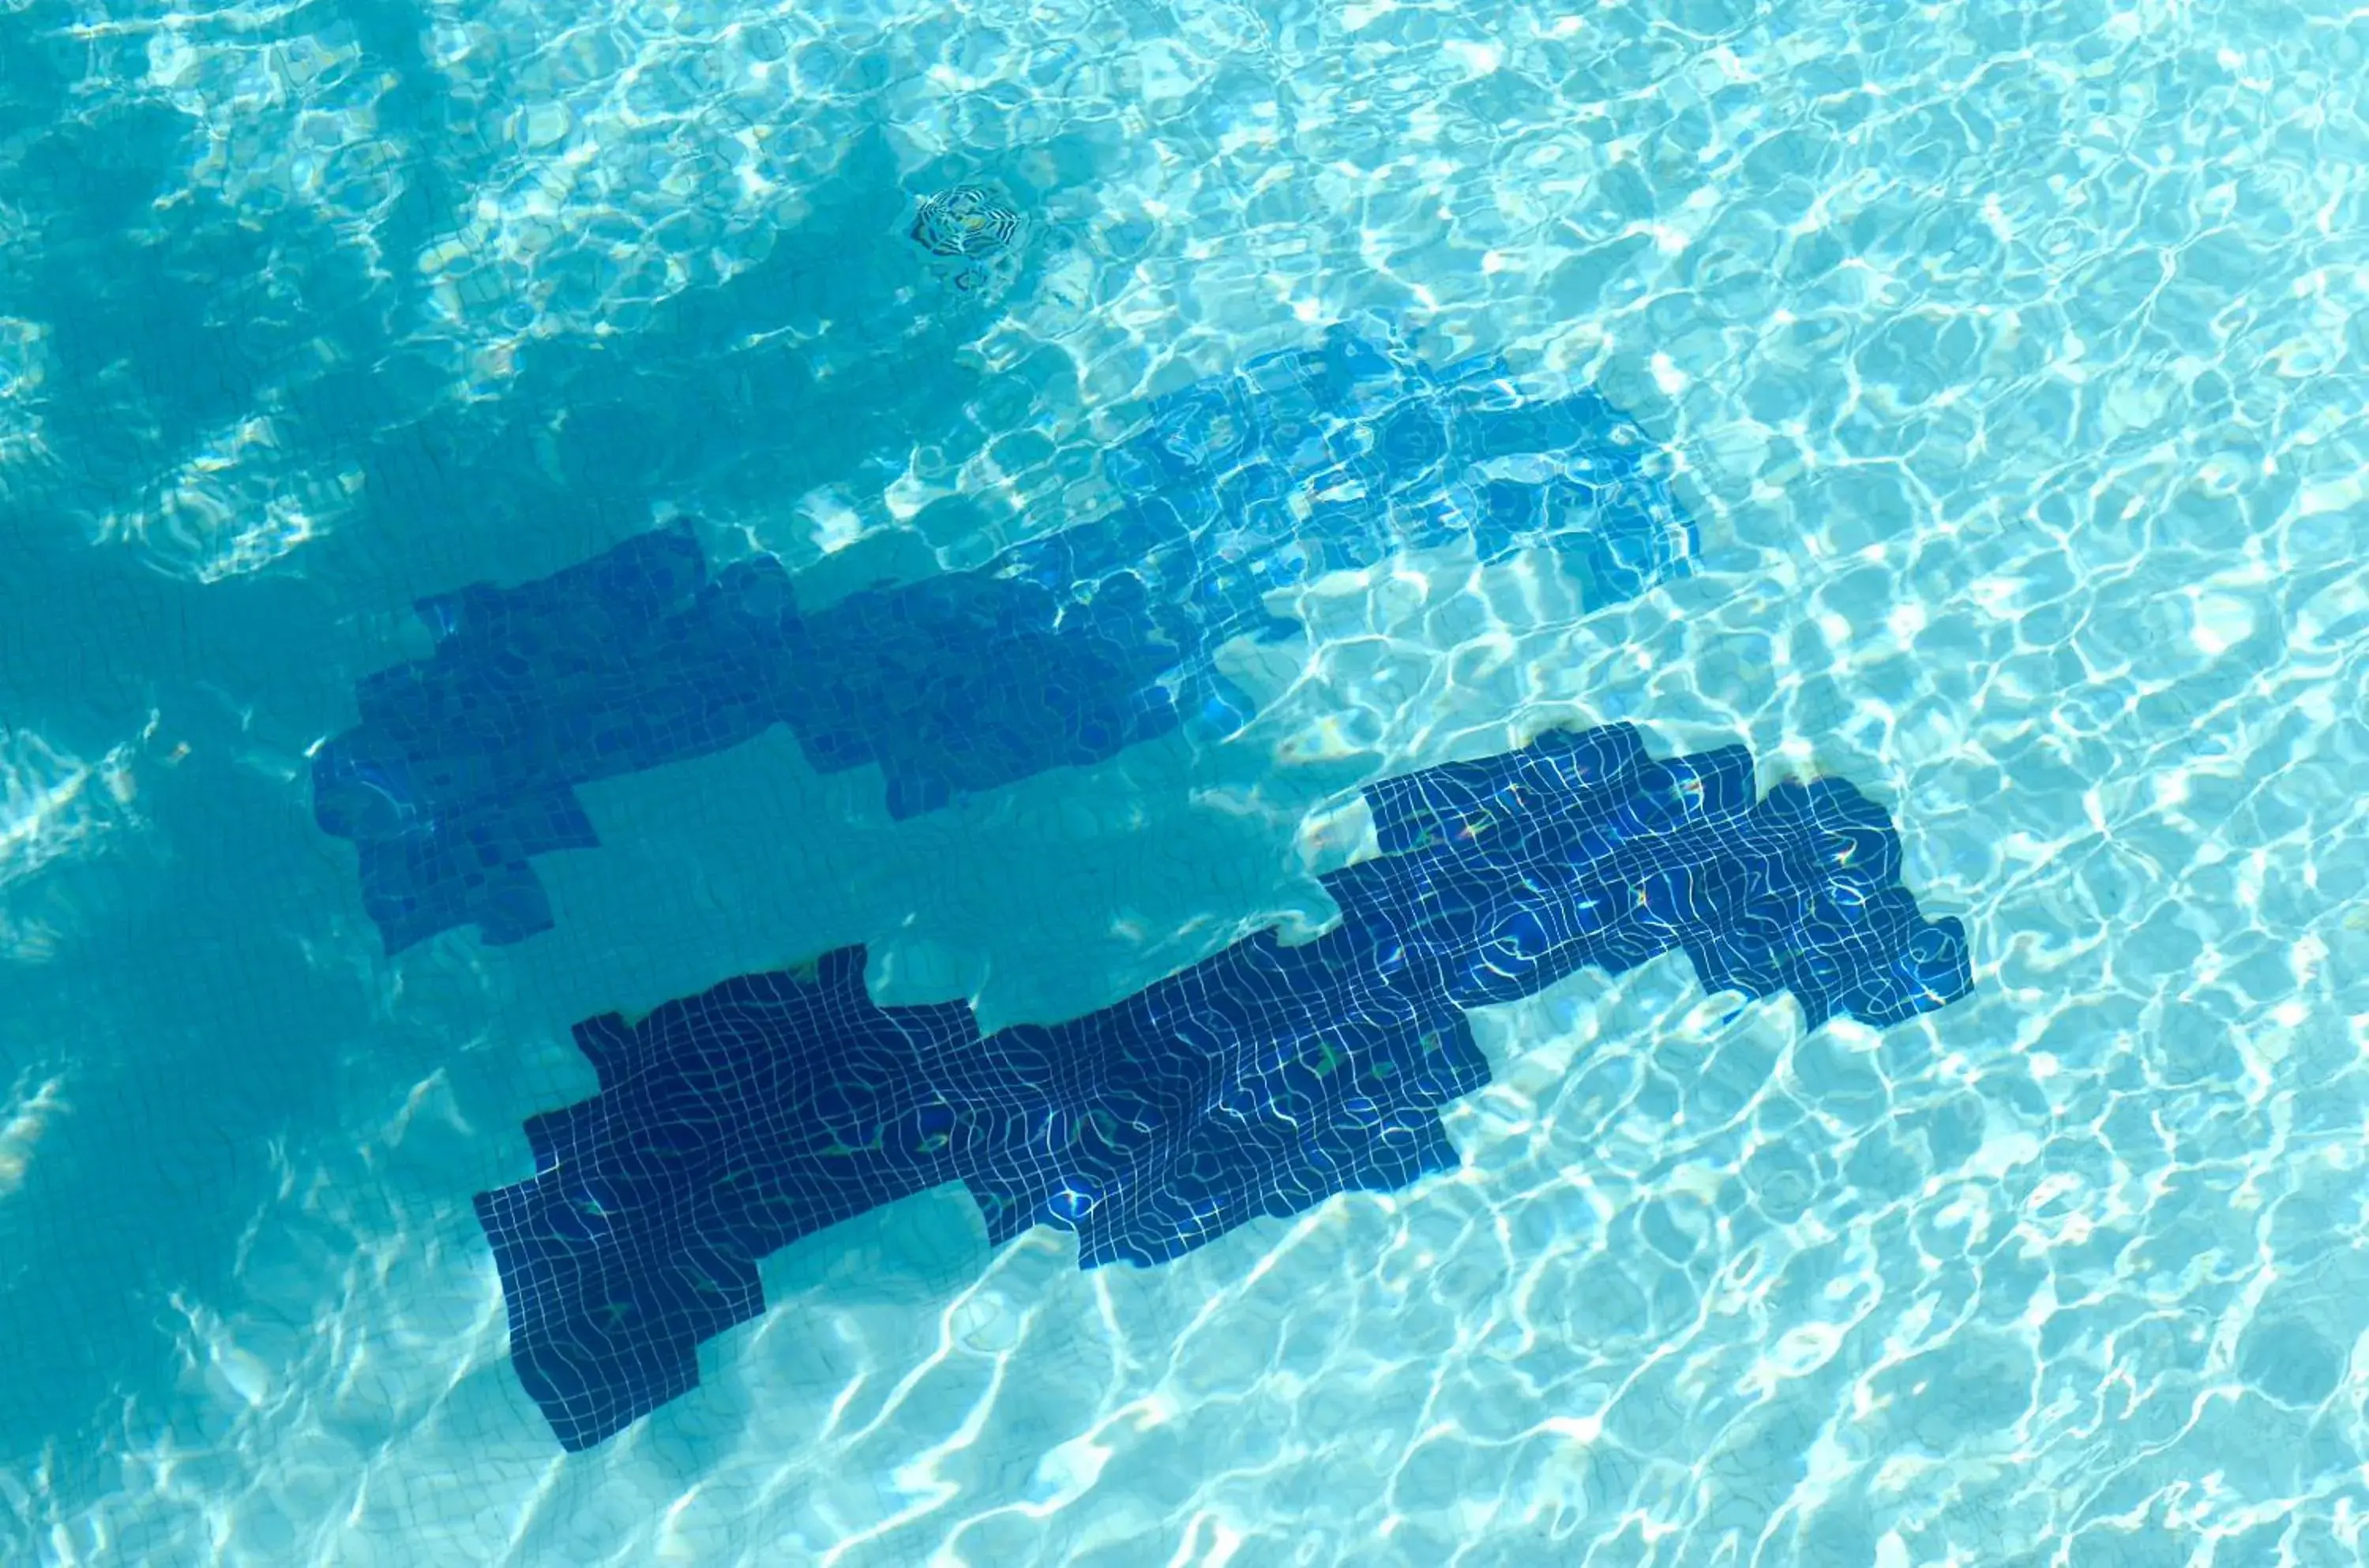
[8,0,2369,1560]
[312,321,1697,955]
[471,722,1969,1454]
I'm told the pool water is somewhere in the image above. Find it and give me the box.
[3,0,2368,1562]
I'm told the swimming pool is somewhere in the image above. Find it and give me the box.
[4,0,2367,1562]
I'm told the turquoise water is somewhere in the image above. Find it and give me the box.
[3,0,2367,1561]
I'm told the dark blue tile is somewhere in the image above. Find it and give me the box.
[313,320,1698,951]
[473,722,1972,1451]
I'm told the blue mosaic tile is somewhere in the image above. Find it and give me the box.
[313,320,1699,951]
[474,722,1973,1451]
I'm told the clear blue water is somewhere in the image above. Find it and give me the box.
[5,0,2369,1562]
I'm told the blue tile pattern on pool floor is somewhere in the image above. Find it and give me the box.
[475,722,1972,1451]
[314,321,1697,952]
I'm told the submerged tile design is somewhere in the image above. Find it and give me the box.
[906,182,1028,296]
[313,321,1698,952]
[475,722,1973,1451]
